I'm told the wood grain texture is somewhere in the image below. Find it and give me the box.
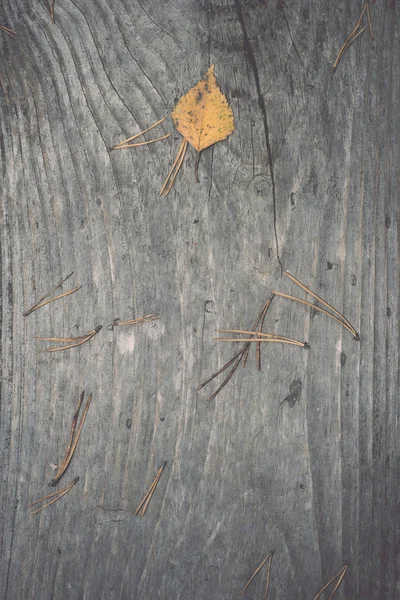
[0,1,399,598]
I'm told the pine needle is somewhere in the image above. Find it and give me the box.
[29,477,79,515]
[36,325,102,352]
[48,392,92,486]
[332,3,373,72]
[48,0,55,22]
[217,329,307,345]
[0,24,16,37]
[23,271,76,316]
[112,133,171,149]
[111,117,166,149]
[197,296,275,401]
[109,313,159,329]
[312,564,349,600]
[135,462,167,517]
[214,337,308,348]
[240,551,274,598]
[284,271,357,333]
[160,137,188,196]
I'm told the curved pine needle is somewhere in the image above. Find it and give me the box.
[30,477,79,515]
[112,117,166,149]
[112,133,171,149]
[49,393,92,486]
[284,271,356,333]
[240,551,274,598]
[312,564,349,600]
[274,290,358,340]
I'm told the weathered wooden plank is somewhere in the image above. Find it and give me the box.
[1,0,399,598]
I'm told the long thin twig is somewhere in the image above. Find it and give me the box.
[48,392,92,486]
[312,564,349,600]
[332,3,373,72]
[111,117,166,150]
[0,24,16,37]
[36,325,102,352]
[108,313,159,329]
[135,462,167,517]
[240,551,274,598]
[160,137,188,196]
[23,271,76,316]
[29,477,79,515]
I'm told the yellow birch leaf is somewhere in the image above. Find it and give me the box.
[171,65,235,181]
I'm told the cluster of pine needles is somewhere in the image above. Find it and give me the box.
[198,272,359,401]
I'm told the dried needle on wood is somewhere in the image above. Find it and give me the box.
[332,3,373,72]
[23,271,79,316]
[0,24,16,37]
[36,325,102,352]
[111,117,168,150]
[48,392,92,486]
[160,137,188,196]
[135,462,167,517]
[29,477,79,515]
[109,313,159,329]
[312,564,349,600]
[240,550,274,598]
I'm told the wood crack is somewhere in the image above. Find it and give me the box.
[234,0,282,271]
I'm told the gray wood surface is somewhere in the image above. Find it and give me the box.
[1,1,399,598]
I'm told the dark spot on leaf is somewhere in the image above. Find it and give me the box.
[341,352,347,367]
[350,274,356,286]
[126,419,132,429]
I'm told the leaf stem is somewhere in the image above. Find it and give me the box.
[195,151,201,183]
